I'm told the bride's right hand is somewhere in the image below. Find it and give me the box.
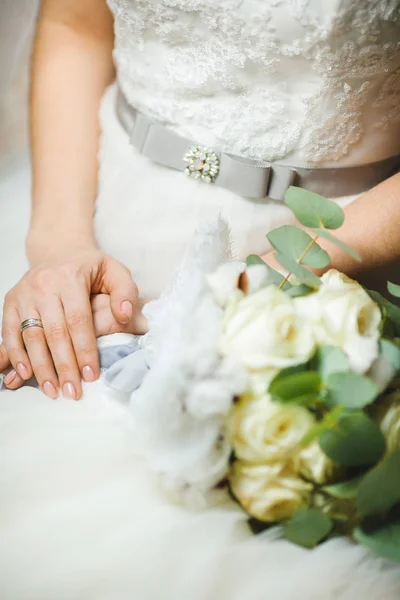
[0,247,138,400]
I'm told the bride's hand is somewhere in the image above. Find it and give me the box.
[0,292,149,393]
[1,248,138,400]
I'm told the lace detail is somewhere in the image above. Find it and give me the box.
[107,0,400,165]
[373,67,400,130]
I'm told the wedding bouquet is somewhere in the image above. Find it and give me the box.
[132,187,400,563]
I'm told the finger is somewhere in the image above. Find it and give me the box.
[130,300,149,335]
[0,342,11,372]
[62,283,100,383]
[19,307,59,400]
[3,369,25,390]
[39,296,82,400]
[92,295,148,337]
[2,305,33,380]
[104,261,139,324]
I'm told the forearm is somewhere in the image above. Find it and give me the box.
[27,0,115,264]
[262,173,400,280]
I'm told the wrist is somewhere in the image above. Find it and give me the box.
[26,225,97,266]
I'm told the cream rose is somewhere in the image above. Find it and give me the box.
[230,394,316,463]
[294,270,381,374]
[294,441,335,485]
[220,285,316,370]
[230,461,312,522]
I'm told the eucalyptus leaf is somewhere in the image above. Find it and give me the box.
[284,508,333,549]
[388,281,400,299]
[312,228,362,262]
[319,412,386,467]
[356,451,400,517]
[368,290,400,336]
[301,405,344,447]
[354,522,400,562]
[270,371,322,403]
[274,253,321,288]
[312,346,350,381]
[246,254,267,267]
[380,339,400,372]
[285,187,345,230]
[246,255,292,289]
[326,372,378,409]
[285,284,314,298]
[323,476,363,499]
[267,226,330,268]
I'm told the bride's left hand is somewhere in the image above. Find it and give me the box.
[0,294,149,392]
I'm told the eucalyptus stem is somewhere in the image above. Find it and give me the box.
[297,234,319,264]
[278,233,319,289]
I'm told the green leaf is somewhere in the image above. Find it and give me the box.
[354,522,400,563]
[284,508,333,549]
[301,405,344,447]
[326,372,378,409]
[246,254,267,267]
[267,226,330,268]
[245,255,292,289]
[388,281,400,299]
[274,253,321,288]
[356,451,400,517]
[319,412,386,467]
[380,339,400,372]
[312,346,350,381]
[285,186,345,230]
[323,476,363,499]
[270,371,322,404]
[368,290,400,336]
[285,284,314,298]
[312,228,362,262]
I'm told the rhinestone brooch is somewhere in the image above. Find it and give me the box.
[183,146,220,183]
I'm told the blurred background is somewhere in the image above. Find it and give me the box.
[0,0,40,303]
[0,0,39,161]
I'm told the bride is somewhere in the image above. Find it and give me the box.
[0,0,399,597]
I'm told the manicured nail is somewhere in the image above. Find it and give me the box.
[62,382,77,400]
[16,362,29,380]
[82,365,95,382]
[43,381,58,400]
[4,370,17,385]
[121,300,133,319]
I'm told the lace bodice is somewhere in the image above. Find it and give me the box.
[107,0,400,167]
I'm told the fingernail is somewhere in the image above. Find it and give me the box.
[16,362,29,380]
[4,370,17,385]
[121,300,133,319]
[43,381,58,400]
[82,365,95,383]
[62,382,77,400]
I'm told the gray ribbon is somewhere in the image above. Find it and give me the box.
[117,89,400,201]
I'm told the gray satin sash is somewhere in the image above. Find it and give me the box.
[116,89,400,201]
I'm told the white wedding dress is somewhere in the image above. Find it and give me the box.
[0,1,400,598]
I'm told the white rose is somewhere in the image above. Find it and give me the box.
[294,441,335,485]
[206,262,245,307]
[294,270,381,373]
[248,369,279,396]
[220,285,316,369]
[378,393,400,455]
[230,394,316,463]
[229,461,312,522]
